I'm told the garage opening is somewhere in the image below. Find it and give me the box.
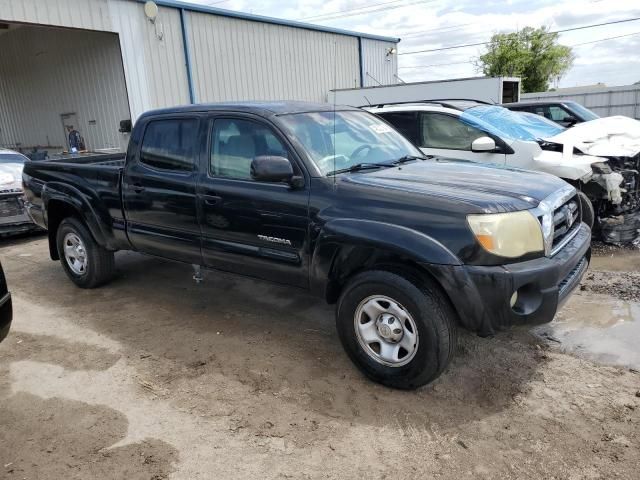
[0,22,131,157]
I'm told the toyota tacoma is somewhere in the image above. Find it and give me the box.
[23,101,590,389]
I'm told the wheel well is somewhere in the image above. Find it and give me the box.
[47,200,82,260]
[325,247,461,326]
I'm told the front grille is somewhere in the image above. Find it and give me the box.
[0,197,24,217]
[551,195,580,252]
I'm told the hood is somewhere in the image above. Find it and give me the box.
[0,161,25,192]
[342,158,569,213]
[545,116,640,158]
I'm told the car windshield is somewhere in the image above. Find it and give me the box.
[460,105,565,142]
[566,102,599,121]
[0,153,27,164]
[278,110,424,175]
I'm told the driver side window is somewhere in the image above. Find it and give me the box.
[419,113,486,150]
[210,118,289,180]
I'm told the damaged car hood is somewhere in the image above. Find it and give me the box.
[343,159,568,213]
[545,116,640,158]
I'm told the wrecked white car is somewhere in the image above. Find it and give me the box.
[370,101,640,243]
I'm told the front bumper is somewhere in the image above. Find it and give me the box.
[0,194,39,235]
[432,222,591,336]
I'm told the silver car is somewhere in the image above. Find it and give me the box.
[0,149,39,235]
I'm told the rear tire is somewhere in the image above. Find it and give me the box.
[336,270,457,389]
[578,190,594,230]
[56,217,115,288]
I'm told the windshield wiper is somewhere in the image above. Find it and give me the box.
[326,162,393,176]
[391,155,426,164]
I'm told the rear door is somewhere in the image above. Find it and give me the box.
[122,116,203,263]
[197,114,310,287]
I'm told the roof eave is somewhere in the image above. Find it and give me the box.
[134,0,401,43]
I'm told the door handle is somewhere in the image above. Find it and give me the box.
[132,183,145,194]
[202,194,222,206]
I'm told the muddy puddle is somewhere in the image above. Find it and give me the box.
[533,292,640,370]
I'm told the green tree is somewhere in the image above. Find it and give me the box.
[476,26,574,93]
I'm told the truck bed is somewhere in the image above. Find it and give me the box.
[44,151,126,168]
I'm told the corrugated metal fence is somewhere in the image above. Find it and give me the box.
[522,84,640,119]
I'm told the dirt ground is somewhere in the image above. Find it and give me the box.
[1,235,639,480]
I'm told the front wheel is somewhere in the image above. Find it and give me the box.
[336,270,457,389]
[56,217,115,288]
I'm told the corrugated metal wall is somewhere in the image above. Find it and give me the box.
[185,11,360,103]
[522,85,640,120]
[361,38,398,87]
[0,0,399,150]
[0,25,130,150]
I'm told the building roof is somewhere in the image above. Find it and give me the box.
[136,0,400,43]
[140,101,360,118]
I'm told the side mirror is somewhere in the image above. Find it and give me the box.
[562,115,578,126]
[471,136,496,152]
[251,156,294,183]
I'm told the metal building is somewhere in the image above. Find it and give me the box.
[522,84,640,120]
[0,0,399,153]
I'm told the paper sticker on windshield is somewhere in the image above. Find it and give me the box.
[369,124,393,134]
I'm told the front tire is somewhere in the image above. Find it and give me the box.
[577,190,594,230]
[336,270,457,389]
[56,217,115,288]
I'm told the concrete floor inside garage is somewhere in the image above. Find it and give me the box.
[0,233,638,479]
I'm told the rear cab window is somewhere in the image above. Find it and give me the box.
[140,118,198,172]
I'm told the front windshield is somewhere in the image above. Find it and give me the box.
[278,110,423,175]
[460,105,565,142]
[566,102,599,121]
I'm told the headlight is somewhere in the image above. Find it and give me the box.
[467,211,544,258]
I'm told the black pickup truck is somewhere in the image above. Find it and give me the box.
[23,101,591,389]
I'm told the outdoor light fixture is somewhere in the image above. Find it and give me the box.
[144,1,164,40]
[386,47,397,57]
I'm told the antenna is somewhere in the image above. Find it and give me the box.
[333,40,337,188]
[363,95,372,107]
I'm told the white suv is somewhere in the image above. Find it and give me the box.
[368,101,640,243]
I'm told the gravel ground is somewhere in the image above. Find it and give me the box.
[1,234,639,479]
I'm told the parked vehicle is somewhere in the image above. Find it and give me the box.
[370,101,640,243]
[0,260,12,343]
[0,149,40,235]
[503,100,599,127]
[23,101,590,389]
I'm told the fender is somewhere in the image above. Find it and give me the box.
[42,182,114,250]
[309,218,461,300]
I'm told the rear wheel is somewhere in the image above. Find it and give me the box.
[336,270,457,389]
[56,217,115,288]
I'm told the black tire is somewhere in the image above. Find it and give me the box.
[56,217,115,288]
[336,270,457,389]
[577,190,594,230]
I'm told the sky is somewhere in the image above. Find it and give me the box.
[186,0,640,90]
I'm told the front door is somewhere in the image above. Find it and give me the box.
[417,112,507,166]
[197,115,310,287]
[122,116,202,264]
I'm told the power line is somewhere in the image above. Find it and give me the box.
[300,0,434,22]
[570,30,640,47]
[397,31,640,71]
[398,16,640,55]
[399,60,474,69]
[299,0,406,21]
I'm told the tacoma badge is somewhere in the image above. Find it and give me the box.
[258,235,292,246]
